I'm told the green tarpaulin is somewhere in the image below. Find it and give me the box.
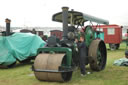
[0,33,46,66]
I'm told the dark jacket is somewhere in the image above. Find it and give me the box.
[77,41,87,57]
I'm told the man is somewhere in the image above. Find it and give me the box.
[78,33,87,76]
[75,33,88,76]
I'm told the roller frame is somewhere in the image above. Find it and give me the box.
[32,65,75,73]
[37,47,72,67]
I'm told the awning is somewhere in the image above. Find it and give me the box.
[52,11,109,25]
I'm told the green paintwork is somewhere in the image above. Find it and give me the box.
[85,26,95,47]
[37,47,72,67]
[94,32,104,40]
[95,32,104,40]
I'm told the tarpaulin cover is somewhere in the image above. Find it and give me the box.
[113,58,128,66]
[0,33,46,66]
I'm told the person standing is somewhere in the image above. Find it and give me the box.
[75,33,91,76]
[79,34,87,76]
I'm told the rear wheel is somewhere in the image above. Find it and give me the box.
[115,44,120,49]
[88,40,107,71]
[109,44,117,50]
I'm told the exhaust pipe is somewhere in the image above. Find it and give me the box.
[62,7,69,39]
[5,18,11,36]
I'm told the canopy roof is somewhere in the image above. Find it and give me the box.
[52,11,109,26]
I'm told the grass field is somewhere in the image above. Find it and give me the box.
[0,43,128,85]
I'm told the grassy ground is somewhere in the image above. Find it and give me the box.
[0,43,128,85]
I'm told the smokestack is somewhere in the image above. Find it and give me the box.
[5,18,11,36]
[62,7,69,39]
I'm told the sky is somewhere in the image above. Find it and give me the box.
[0,0,128,27]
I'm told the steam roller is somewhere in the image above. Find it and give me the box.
[32,7,109,82]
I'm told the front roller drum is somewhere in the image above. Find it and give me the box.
[33,53,72,82]
[88,40,107,71]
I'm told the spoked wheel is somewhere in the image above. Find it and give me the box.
[88,40,107,71]
[34,53,72,82]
